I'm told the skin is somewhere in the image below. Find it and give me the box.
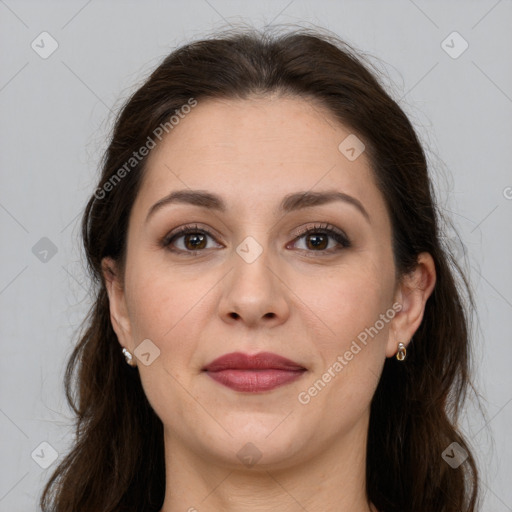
[102,94,436,512]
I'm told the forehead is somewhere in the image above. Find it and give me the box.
[133,95,384,219]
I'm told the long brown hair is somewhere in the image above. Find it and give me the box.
[41,24,480,512]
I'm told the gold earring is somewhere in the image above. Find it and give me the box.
[396,342,407,361]
[122,347,137,367]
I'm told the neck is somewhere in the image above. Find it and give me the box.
[159,416,374,512]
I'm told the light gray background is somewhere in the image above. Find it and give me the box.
[1,1,511,510]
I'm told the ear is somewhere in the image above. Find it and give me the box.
[386,252,437,358]
[101,257,133,351]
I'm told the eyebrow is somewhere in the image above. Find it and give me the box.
[145,189,370,223]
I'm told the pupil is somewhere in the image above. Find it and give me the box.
[307,234,327,250]
[185,233,206,250]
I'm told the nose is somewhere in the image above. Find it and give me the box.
[217,244,290,328]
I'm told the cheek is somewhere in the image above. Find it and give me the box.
[125,261,206,340]
[124,267,206,420]
[296,258,395,408]
[295,261,394,346]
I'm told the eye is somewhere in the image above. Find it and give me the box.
[162,224,222,253]
[161,222,350,255]
[289,223,351,253]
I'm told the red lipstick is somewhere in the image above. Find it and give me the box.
[202,352,306,392]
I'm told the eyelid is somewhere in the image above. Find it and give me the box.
[161,223,224,250]
[289,222,351,251]
[293,222,348,240]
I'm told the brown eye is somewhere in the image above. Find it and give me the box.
[305,233,329,250]
[183,233,207,250]
[163,225,223,254]
[290,224,351,253]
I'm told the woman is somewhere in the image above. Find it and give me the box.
[41,25,479,512]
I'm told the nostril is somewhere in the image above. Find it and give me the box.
[227,311,276,320]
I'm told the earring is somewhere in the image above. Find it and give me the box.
[122,347,137,367]
[396,342,407,361]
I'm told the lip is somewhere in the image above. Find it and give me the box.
[202,351,306,392]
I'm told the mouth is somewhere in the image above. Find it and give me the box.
[202,351,307,393]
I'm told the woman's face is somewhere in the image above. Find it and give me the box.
[105,95,413,468]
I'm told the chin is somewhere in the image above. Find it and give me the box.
[194,418,311,469]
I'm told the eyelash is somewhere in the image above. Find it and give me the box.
[161,222,351,255]
[292,223,351,253]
